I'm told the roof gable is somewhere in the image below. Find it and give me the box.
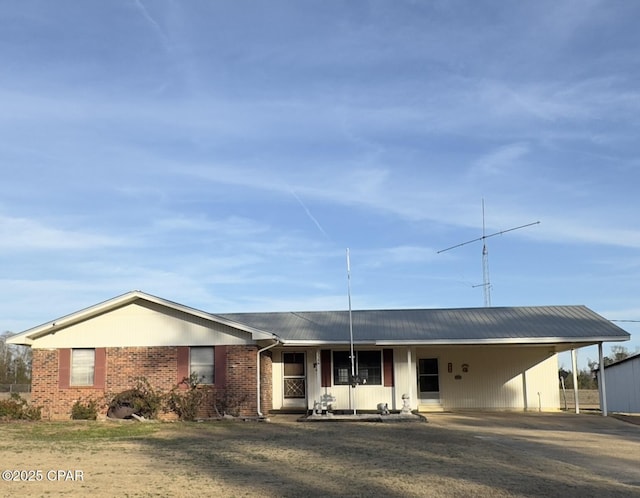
[7,291,276,346]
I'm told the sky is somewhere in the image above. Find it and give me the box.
[1,0,639,369]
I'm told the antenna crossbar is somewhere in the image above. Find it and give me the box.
[437,221,540,254]
[437,201,540,307]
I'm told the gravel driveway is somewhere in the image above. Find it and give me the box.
[1,411,639,497]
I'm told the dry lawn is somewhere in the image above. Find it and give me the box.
[1,412,639,497]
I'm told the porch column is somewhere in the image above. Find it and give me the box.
[571,348,579,414]
[598,342,608,416]
[407,348,414,409]
[315,348,321,411]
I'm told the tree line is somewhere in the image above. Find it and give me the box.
[559,345,636,390]
[0,331,31,386]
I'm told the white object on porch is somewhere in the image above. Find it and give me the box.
[313,393,336,415]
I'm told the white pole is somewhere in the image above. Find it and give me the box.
[598,342,608,416]
[407,348,413,411]
[347,248,356,415]
[571,348,580,414]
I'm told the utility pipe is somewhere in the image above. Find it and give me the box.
[257,338,280,417]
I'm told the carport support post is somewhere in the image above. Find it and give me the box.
[407,348,414,410]
[598,342,608,417]
[571,348,579,414]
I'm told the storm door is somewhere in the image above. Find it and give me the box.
[418,358,440,403]
[283,352,306,408]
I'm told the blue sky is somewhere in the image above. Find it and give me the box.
[1,1,639,368]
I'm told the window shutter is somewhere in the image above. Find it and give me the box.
[94,348,106,388]
[321,349,332,387]
[177,346,190,389]
[215,346,226,387]
[59,348,71,389]
[383,348,394,387]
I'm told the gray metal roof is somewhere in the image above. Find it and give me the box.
[218,305,631,345]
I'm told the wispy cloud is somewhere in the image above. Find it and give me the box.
[133,0,171,51]
[471,143,530,177]
[290,190,330,239]
[0,215,124,251]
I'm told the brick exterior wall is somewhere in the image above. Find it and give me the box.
[260,350,273,414]
[31,345,270,420]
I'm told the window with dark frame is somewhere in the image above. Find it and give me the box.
[190,346,215,384]
[333,350,382,385]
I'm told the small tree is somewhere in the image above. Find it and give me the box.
[558,367,597,390]
[604,345,632,366]
[0,332,32,386]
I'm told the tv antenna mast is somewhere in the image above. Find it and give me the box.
[437,200,540,307]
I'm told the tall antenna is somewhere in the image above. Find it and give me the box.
[481,201,491,307]
[438,200,540,307]
[346,248,356,415]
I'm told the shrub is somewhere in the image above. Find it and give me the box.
[214,390,248,418]
[0,393,41,420]
[107,377,163,419]
[166,373,207,421]
[71,397,100,420]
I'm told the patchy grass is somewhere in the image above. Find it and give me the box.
[0,414,639,497]
[3,420,160,441]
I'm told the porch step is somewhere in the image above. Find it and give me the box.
[418,403,445,412]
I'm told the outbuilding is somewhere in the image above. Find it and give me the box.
[603,353,640,414]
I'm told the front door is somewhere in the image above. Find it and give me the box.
[418,358,440,404]
[283,352,306,408]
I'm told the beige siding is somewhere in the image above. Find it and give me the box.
[34,302,254,349]
[272,350,284,409]
[321,385,394,410]
[417,346,560,411]
[272,345,560,412]
[394,347,417,410]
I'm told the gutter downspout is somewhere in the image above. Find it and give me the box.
[257,338,280,417]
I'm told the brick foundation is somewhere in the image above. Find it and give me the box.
[31,345,269,420]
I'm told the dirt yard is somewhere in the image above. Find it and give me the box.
[1,412,639,497]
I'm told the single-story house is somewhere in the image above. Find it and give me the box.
[602,353,640,414]
[7,290,630,420]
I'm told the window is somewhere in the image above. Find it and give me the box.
[71,349,95,386]
[333,351,351,384]
[190,347,214,384]
[356,350,382,385]
[333,350,382,385]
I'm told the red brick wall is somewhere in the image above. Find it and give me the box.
[260,350,273,414]
[31,345,267,420]
[225,346,258,415]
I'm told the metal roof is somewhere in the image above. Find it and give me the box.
[219,305,631,345]
[7,290,630,348]
[603,352,640,370]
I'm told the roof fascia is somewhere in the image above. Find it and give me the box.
[604,352,640,369]
[7,290,278,345]
[277,336,630,347]
[374,336,630,346]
